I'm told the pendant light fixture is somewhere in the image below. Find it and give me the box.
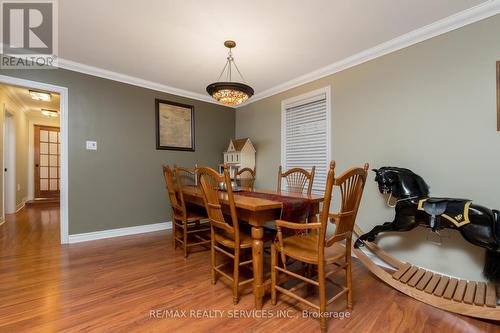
[206,40,254,106]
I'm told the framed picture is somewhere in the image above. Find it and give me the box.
[497,61,500,131]
[155,99,195,151]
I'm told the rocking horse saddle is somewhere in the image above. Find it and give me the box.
[418,198,472,228]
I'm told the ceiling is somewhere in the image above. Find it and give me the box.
[59,0,491,102]
[3,84,60,118]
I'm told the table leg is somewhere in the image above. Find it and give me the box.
[308,203,320,234]
[251,225,264,310]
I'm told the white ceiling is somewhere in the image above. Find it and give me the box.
[59,0,491,101]
[2,84,60,118]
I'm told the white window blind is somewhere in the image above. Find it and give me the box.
[282,89,330,194]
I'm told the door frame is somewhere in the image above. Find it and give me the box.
[2,109,16,215]
[0,75,69,244]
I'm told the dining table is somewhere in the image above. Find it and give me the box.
[181,185,324,309]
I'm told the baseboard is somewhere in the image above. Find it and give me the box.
[352,247,395,271]
[0,216,5,226]
[15,197,27,213]
[68,221,172,244]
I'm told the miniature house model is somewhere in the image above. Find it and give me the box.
[220,138,256,178]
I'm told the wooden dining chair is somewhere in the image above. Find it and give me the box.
[271,161,369,333]
[162,165,210,258]
[235,167,256,189]
[264,166,316,234]
[277,166,316,195]
[196,164,254,305]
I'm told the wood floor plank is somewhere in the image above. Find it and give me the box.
[0,204,498,333]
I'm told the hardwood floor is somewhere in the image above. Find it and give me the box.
[0,204,497,332]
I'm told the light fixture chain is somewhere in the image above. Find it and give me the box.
[217,58,230,82]
[232,60,246,83]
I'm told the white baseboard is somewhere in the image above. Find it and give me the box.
[15,197,27,213]
[353,246,395,271]
[68,221,172,244]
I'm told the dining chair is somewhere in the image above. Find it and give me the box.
[197,164,256,305]
[277,166,316,195]
[174,164,199,186]
[264,166,316,235]
[162,165,210,258]
[235,167,256,189]
[271,161,369,333]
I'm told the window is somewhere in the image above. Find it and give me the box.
[281,87,331,194]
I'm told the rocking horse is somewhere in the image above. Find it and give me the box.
[353,167,500,320]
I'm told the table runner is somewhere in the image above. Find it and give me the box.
[237,191,312,223]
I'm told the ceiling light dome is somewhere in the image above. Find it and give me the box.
[206,40,254,106]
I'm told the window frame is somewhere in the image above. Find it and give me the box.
[280,86,332,193]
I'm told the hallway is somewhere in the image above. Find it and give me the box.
[0,205,497,332]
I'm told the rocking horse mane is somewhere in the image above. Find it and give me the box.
[378,166,430,197]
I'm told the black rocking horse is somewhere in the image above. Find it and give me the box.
[355,167,500,283]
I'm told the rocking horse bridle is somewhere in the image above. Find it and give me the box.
[386,193,421,208]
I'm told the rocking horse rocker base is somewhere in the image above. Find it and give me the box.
[353,225,500,321]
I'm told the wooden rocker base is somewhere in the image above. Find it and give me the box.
[353,225,500,321]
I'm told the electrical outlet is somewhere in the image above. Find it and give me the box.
[17,184,20,191]
[86,140,97,151]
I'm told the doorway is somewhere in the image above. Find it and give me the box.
[34,125,60,199]
[0,75,68,244]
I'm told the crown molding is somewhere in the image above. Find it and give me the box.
[241,0,500,107]
[17,1,497,110]
[57,58,222,106]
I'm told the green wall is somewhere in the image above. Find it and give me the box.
[236,14,500,281]
[0,68,235,234]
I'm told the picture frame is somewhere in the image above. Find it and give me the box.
[155,99,195,151]
[497,61,500,131]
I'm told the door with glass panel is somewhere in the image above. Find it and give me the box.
[34,125,60,198]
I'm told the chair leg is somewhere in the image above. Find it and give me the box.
[306,263,315,294]
[233,248,240,305]
[210,229,216,285]
[318,261,327,333]
[173,219,177,249]
[183,221,188,258]
[271,243,277,305]
[346,255,353,310]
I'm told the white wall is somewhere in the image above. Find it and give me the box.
[236,14,500,281]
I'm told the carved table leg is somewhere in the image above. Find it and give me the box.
[251,225,264,310]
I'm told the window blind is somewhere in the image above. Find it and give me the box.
[282,92,328,194]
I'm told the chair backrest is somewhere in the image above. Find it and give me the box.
[174,164,198,186]
[162,165,185,220]
[197,165,240,240]
[277,166,316,195]
[321,163,369,249]
[235,167,256,189]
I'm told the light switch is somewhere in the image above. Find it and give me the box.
[86,140,97,151]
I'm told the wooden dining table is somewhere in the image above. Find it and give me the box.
[181,185,324,309]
